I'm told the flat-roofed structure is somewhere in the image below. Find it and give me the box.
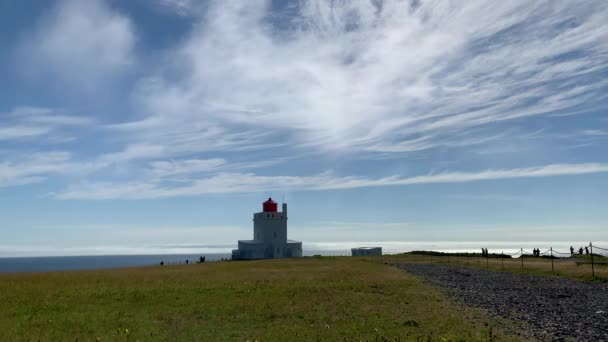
[351,247,382,257]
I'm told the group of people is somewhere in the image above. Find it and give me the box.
[531,248,541,257]
[160,255,206,266]
[570,246,589,256]
[481,248,489,256]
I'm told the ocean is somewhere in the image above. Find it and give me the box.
[0,250,350,273]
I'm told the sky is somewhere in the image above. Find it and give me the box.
[1,0,607,257]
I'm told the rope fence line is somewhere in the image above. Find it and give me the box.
[373,242,607,279]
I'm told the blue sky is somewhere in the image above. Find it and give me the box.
[1,0,607,256]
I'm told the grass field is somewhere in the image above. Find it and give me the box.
[0,257,522,341]
[375,253,608,281]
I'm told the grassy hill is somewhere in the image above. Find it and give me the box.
[0,257,520,341]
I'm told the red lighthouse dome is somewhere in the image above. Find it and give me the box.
[263,198,278,212]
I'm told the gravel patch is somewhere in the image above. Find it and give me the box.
[396,263,608,341]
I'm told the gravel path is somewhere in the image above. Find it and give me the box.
[396,263,608,341]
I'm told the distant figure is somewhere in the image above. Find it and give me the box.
[570,246,574,256]
[579,247,583,255]
[198,256,205,263]
[160,261,164,266]
[186,259,189,264]
[585,247,589,255]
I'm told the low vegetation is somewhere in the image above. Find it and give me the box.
[0,257,520,341]
[408,251,512,258]
[374,252,608,281]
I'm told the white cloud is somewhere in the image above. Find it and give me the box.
[4,1,608,200]
[0,106,93,141]
[0,151,101,188]
[55,162,608,200]
[581,129,608,136]
[157,0,200,16]
[0,125,51,141]
[18,0,135,88]
[148,158,226,177]
[124,0,608,155]
[0,152,67,187]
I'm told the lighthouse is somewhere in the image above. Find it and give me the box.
[232,198,302,260]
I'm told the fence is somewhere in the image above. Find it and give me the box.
[370,242,608,280]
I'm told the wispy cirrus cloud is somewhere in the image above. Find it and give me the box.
[4,0,608,201]
[55,162,608,200]
[0,151,85,188]
[0,107,93,141]
[123,0,608,156]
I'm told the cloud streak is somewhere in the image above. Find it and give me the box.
[55,163,608,199]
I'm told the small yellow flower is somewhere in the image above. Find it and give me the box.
[125,328,129,334]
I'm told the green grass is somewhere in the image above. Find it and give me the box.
[0,257,521,341]
[374,253,608,281]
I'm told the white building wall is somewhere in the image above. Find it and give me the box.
[286,242,303,257]
[351,247,382,257]
[237,241,265,259]
[253,207,288,258]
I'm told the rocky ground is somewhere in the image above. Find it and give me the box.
[396,263,608,341]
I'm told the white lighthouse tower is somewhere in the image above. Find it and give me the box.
[232,198,302,260]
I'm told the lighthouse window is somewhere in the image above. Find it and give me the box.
[266,214,269,218]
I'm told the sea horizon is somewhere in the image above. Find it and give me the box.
[2,240,606,258]
[2,240,607,273]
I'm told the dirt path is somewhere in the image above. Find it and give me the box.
[396,263,608,341]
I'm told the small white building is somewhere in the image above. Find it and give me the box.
[232,198,302,260]
[351,247,382,257]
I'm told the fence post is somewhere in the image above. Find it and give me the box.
[486,250,489,269]
[520,248,524,269]
[590,242,595,278]
[550,247,554,274]
[501,251,504,270]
